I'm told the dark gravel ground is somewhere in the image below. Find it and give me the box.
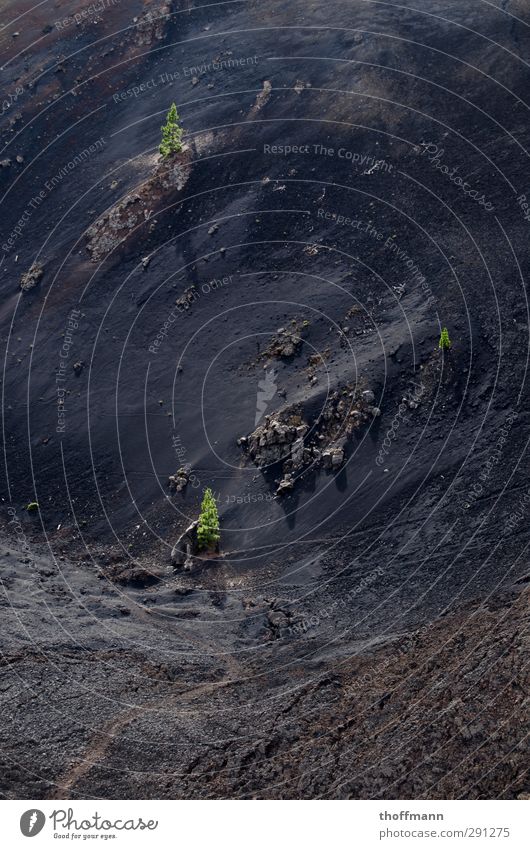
[0,0,528,799]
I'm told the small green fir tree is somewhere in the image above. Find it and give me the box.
[439,327,451,350]
[197,487,220,551]
[159,103,183,157]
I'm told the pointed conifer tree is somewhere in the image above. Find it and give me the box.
[159,103,183,157]
[439,327,451,350]
[197,487,220,551]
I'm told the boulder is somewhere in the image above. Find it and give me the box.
[20,262,43,292]
[276,474,294,496]
[331,446,345,468]
[168,468,189,493]
[290,437,305,470]
[171,520,199,570]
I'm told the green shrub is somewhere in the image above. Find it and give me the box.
[26,501,39,512]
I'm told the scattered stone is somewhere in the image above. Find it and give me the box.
[141,255,151,270]
[252,80,272,112]
[207,223,219,235]
[294,80,309,94]
[168,468,189,493]
[191,76,199,86]
[175,286,197,311]
[73,361,84,376]
[20,262,44,292]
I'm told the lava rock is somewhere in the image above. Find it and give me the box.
[168,468,189,493]
[20,263,44,292]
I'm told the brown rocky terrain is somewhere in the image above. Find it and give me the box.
[0,534,527,799]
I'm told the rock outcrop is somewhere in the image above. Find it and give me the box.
[239,384,380,494]
[86,150,192,262]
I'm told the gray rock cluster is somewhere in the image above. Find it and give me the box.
[239,419,308,467]
[175,287,197,311]
[322,440,347,470]
[168,468,189,493]
[239,385,380,495]
[20,262,43,292]
[261,319,309,361]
